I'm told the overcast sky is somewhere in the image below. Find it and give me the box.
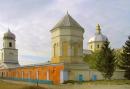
[0,0,130,65]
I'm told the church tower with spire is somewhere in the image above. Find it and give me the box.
[88,24,108,52]
[0,29,19,69]
[50,12,84,64]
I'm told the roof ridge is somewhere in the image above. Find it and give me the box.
[51,13,84,30]
[67,14,71,26]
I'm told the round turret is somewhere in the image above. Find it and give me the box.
[3,29,15,40]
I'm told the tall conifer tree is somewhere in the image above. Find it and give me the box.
[120,36,130,79]
[96,40,116,79]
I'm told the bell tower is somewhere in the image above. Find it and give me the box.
[0,29,19,69]
[3,30,16,49]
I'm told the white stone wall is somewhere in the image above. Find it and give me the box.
[64,69,125,82]
[1,48,18,63]
[112,70,125,80]
[89,69,125,80]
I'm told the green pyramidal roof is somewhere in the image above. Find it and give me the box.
[52,13,84,30]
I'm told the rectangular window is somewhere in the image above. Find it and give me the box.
[97,45,99,48]
[9,42,12,47]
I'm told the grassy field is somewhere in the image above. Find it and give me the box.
[0,80,25,89]
[0,80,48,89]
[0,79,130,89]
[84,80,130,85]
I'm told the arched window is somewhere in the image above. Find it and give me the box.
[9,42,12,47]
[74,43,78,56]
[54,44,56,57]
[21,71,24,79]
[1,72,3,78]
[91,45,93,49]
[36,71,39,80]
[97,44,99,48]
[28,71,30,79]
[2,53,3,60]
[62,42,68,56]
[46,71,49,80]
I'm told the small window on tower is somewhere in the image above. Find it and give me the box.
[91,45,93,49]
[97,44,99,48]
[9,42,12,47]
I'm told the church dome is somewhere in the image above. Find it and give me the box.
[88,24,108,43]
[88,34,107,42]
[3,29,15,40]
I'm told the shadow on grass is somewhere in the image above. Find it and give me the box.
[21,86,48,89]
